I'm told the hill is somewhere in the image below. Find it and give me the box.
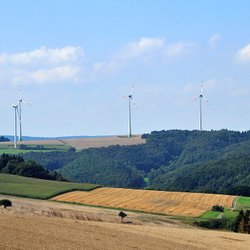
[0,174,100,199]
[21,129,250,194]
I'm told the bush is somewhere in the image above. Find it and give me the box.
[211,205,224,212]
[118,211,127,222]
[0,199,12,208]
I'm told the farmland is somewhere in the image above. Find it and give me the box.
[0,174,100,199]
[52,187,235,217]
[62,135,146,149]
[1,194,250,250]
[0,135,145,153]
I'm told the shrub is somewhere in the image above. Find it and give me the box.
[211,205,224,212]
[0,199,12,208]
[118,211,127,222]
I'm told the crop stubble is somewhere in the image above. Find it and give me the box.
[52,187,235,217]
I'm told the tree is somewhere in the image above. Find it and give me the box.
[118,211,127,222]
[0,199,12,208]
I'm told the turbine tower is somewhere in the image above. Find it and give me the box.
[12,104,19,149]
[17,91,31,141]
[126,86,136,138]
[193,83,208,131]
[199,85,203,131]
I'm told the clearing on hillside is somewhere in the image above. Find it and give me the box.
[62,135,146,149]
[52,187,235,217]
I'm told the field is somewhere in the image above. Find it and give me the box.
[0,174,100,199]
[0,135,146,153]
[1,195,250,250]
[52,187,235,217]
[0,143,69,154]
[62,135,146,149]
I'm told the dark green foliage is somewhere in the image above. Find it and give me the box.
[194,218,234,230]
[225,186,250,196]
[59,155,144,188]
[21,130,250,192]
[0,136,10,142]
[211,205,224,212]
[22,151,77,170]
[19,145,45,150]
[118,211,127,222]
[0,199,12,208]
[0,154,67,181]
[234,210,250,233]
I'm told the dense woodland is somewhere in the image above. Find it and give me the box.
[0,154,66,181]
[22,130,250,195]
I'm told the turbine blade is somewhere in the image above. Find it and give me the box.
[22,99,32,106]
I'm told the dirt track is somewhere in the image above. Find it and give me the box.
[0,195,250,250]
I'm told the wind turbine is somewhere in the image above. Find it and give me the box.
[17,91,31,141]
[12,104,19,149]
[126,86,136,138]
[193,83,209,131]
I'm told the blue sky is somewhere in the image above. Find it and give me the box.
[0,0,250,136]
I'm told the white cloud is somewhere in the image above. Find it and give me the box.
[0,39,197,85]
[165,42,196,57]
[93,37,196,76]
[208,33,221,48]
[116,37,165,60]
[0,46,84,85]
[0,46,84,65]
[235,44,250,64]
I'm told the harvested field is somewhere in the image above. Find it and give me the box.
[1,202,250,250]
[52,188,235,217]
[62,135,146,149]
[0,135,145,150]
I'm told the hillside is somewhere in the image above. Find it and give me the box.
[21,130,250,194]
[0,174,100,199]
[1,194,250,250]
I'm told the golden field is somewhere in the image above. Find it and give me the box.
[52,187,235,217]
[0,194,249,250]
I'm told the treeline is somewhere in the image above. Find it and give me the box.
[0,136,10,142]
[0,154,66,181]
[22,130,250,194]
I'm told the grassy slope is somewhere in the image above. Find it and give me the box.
[196,196,250,226]
[0,174,100,199]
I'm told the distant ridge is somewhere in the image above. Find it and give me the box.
[2,135,114,142]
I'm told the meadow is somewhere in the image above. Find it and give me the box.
[0,174,100,199]
[0,144,70,154]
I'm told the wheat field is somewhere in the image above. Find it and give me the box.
[52,187,235,217]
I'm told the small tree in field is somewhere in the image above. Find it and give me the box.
[118,211,127,222]
[0,199,12,209]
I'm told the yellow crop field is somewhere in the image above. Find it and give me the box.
[52,188,235,217]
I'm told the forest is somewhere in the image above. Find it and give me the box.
[22,130,250,195]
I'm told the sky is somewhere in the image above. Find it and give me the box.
[0,0,250,137]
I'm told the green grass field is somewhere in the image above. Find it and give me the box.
[0,144,70,155]
[193,196,250,230]
[236,196,250,210]
[0,174,100,199]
